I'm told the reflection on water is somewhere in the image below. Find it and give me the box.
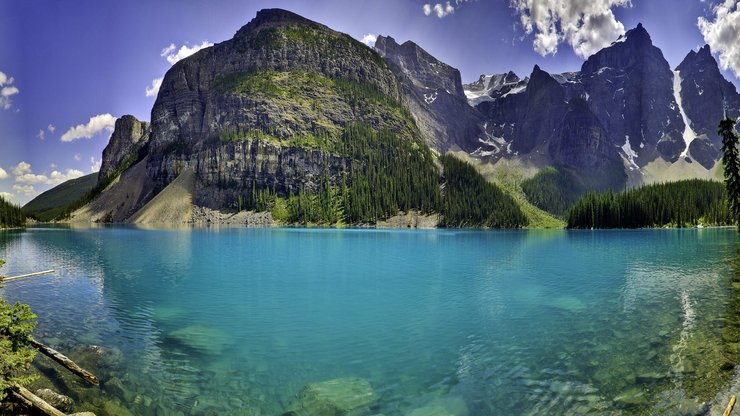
[0,227,739,415]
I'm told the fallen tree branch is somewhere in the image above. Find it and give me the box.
[1,269,54,283]
[725,395,737,416]
[10,384,66,416]
[30,339,99,386]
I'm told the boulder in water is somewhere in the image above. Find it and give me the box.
[283,377,378,416]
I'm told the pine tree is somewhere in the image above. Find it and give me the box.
[720,118,740,230]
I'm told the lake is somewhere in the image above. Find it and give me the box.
[1,226,739,415]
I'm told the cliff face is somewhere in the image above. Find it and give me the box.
[99,115,150,181]
[100,9,424,215]
[374,35,484,152]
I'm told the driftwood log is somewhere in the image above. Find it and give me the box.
[725,395,737,416]
[30,339,99,386]
[10,385,66,416]
[1,269,54,283]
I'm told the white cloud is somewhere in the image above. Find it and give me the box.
[145,77,163,97]
[37,129,45,140]
[699,0,740,78]
[510,0,632,58]
[12,184,36,197]
[360,34,377,47]
[0,71,19,110]
[74,154,81,161]
[13,162,84,186]
[61,114,117,142]
[12,162,31,176]
[47,124,56,133]
[0,192,13,202]
[0,167,7,180]
[145,41,213,97]
[90,156,102,173]
[49,163,57,169]
[423,2,456,18]
[162,41,213,65]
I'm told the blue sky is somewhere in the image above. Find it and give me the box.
[1,0,739,204]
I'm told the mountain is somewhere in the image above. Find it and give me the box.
[22,172,99,221]
[59,8,525,227]
[464,23,740,212]
[374,36,484,151]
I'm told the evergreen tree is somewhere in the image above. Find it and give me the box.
[0,259,38,402]
[720,118,740,230]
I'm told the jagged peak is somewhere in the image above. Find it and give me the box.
[677,44,720,73]
[698,44,712,57]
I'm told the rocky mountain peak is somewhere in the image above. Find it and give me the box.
[375,35,464,97]
[581,23,668,74]
[235,8,320,37]
[99,115,150,182]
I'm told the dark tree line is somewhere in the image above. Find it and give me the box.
[0,197,25,228]
[231,126,527,227]
[567,179,730,229]
[439,155,527,228]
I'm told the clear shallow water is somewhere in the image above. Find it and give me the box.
[1,226,740,415]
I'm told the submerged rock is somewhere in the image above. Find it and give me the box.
[34,388,75,413]
[406,397,469,416]
[614,388,647,407]
[70,344,124,372]
[283,377,378,416]
[166,324,232,355]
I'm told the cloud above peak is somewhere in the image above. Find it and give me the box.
[698,0,740,78]
[510,0,632,59]
[60,114,117,142]
[423,1,469,18]
[145,41,213,97]
[161,41,213,65]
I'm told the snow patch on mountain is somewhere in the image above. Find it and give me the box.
[672,70,698,158]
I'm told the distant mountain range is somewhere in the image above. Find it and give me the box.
[23,10,740,225]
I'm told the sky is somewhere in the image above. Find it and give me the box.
[1,0,739,204]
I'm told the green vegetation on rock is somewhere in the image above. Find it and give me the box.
[567,179,730,229]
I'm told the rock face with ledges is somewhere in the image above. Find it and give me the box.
[676,45,740,149]
[139,8,413,210]
[99,115,150,181]
[374,35,484,151]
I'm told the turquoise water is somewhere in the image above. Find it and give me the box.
[1,227,740,415]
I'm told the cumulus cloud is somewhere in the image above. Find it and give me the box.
[90,156,102,173]
[510,0,632,58]
[61,114,117,142]
[13,162,84,186]
[162,41,213,65]
[145,77,163,97]
[0,167,7,180]
[145,41,213,97]
[0,71,18,110]
[698,0,740,78]
[12,184,36,197]
[12,162,30,176]
[0,192,13,202]
[74,154,81,161]
[423,2,456,18]
[47,124,56,133]
[37,129,45,140]
[360,34,377,47]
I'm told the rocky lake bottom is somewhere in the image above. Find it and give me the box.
[2,226,740,415]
